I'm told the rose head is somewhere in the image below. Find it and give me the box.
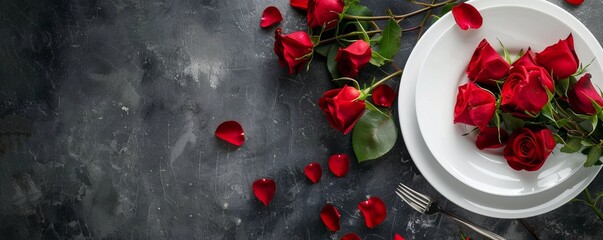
[568,73,603,115]
[511,49,537,69]
[536,34,579,80]
[336,40,372,78]
[274,28,314,74]
[503,126,556,171]
[500,66,554,118]
[466,39,510,85]
[453,82,496,130]
[307,0,345,29]
[318,85,366,134]
[476,127,509,150]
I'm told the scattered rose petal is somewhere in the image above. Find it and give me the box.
[260,6,283,28]
[320,204,341,231]
[565,0,584,5]
[476,127,509,150]
[451,3,482,30]
[341,233,361,240]
[394,234,405,240]
[291,0,309,10]
[358,197,387,228]
[304,162,322,183]
[372,85,396,107]
[328,154,350,177]
[215,121,245,146]
[252,178,276,206]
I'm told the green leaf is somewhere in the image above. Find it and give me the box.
[369,51,389,67]
[556,77,571,97]
[541,102,555,123]
[584,145,603,167]
[314,44,332,57]
[561,137,583,153]
[370,33,382,46]
[345,4,373,32]
[552,133,566,145]
[377,19,402,59]
[327,44,341,79]
[440,3,456,16]
[498,39,512,64]
[500,112,525,132]
[352,109,397,162]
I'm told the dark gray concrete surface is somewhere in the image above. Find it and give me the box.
[1,0,602,239]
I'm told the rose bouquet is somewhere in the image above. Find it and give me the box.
[454,34,603,171]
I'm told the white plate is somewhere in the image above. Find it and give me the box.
[399,0,602,218]
[414,1,603,196]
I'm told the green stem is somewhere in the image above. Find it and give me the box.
[318,30,381,45]
[342,0,455,21]
[370,69,403,90]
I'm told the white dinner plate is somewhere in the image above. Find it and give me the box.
[399,0,602,218]
[414,1,603,196]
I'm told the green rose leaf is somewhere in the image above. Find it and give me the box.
[561,137,583,153]
[370,51,389,67]
[500,112,525,132]
[345,4,373,32]
[584,145,603,167]
[327,44,341,79]
[377,19,401,59]
[352,108,397,162]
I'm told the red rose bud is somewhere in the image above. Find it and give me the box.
[335,40,372,78]
[568,73,603,115]
[274,28,314,74]
[500,66,554,118]
[476,127,509,150]
[451,3,483,30]
[307,0,344,29]
[320,204,341,231]
[260,6,282,28]
[536,34,579,79]
[358,197,387,228]
[291,0,309,10]
[453,82,496,130]
[511,49,537,69]
[318,85,366,134]
[372,84,396,107]
[565,0,584,6]
[503,126,556,171]
[466,39,510,85]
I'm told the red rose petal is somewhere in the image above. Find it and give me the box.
[341,233,361,240]
[252,178,276,206]
[215,121,245,146]
[394,234,405,240]
[358,197,387,228]
[372,84,396,107]
[451,3,483,30]
[476,127,509,150]
[565,0,584,5]
[320,204,341,231]
[291,0,309,10]
[260,6,283,28]
[328,154,350,177]
[304,162,322,183]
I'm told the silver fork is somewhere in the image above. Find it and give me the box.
[396,183,507,240]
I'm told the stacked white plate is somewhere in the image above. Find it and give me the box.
[399,0,603,218]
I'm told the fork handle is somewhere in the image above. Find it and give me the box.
[441,210,507,240]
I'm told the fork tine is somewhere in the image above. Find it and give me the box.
[395,188,426,213]
[399,183,431,204]
[397,184,430,208]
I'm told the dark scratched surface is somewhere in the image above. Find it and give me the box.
[1,0,603,239]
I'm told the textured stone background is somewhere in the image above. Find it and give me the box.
[1,0,602,239]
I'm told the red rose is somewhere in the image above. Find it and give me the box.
[466,39,510,85]
[568,73,603,115]
[503,126,556,171]
[511,49,537,69]
[318,85,366,134]
[274,28,314,74]
[476,127,509,150]
[500,66,554,118]
[453,82,496,130]
[335,40,372,78]
[536,34,579,79]
[307,0,344,29]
